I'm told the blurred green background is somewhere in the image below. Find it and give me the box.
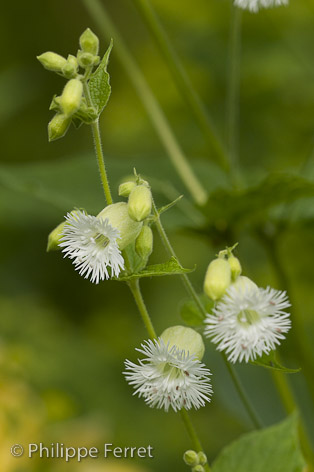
[1,0,314,470]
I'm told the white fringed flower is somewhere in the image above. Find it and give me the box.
[204,277,291,363]
[124,338,212,412]
[234,0,288,12]
[59,210,124,283]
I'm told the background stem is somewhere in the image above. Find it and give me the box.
[132,0,229,171]
[226,3,242,185]
[81,0,208,206]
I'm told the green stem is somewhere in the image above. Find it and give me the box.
[128,278,157,339]
[83,81,113,204]
[181,408,212,472]
[223,355,263,429]
[127,277,211,468]
[152,201,262,429]
[132,0,229,171]
[226,3,242,184]
[81,0,208,206]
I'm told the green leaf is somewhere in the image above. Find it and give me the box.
[212,414,305,472]
[89,39,113,115]
[180,295,214,327]
[203,173,314,228]
[113,256,193,281]
[158,195,183,215]
[251,351,301,374]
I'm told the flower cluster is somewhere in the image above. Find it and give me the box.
[124,338,212,412]
[59,210,124,284]
[204,277,291,363]
[234,0,288,13]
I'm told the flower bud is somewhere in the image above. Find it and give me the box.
[135,226,153,259]
[79,28,99,56]
[62,55,78,79]
[161,326,205,361]
[183,450,199,467]
[47,210,79,251]
[37,52,67,72]
[97,202,142,250]
[204,258,231,301]
[128,185,152,222]
[60,79,83,117]
[231,275,258,293]
[197,452,207,466]
[47,221,65,251]
[48,113,71,142]
[77,50,96,68]
[228,255,242,281]
[192,466,205,472]
[118,181,136,197]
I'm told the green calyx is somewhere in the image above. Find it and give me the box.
[97,202,142,250]
[161,325,205,361]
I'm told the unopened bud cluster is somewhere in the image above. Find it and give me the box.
[38,28,102,141]
[183,449,208,471]
[204,245,242,301]
[118,176,154,265]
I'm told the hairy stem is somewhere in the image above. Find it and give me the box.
[132,0,229,171]
[81,0,208,206]
[223,355,263,429]
[181,408,212,472]
[152,201,262,429]
[83,80,113,204]
[128,279,157,339]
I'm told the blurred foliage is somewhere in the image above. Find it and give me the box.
[1,0,314,470]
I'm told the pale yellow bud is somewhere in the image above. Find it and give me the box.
[62,55,78,79]
[37,52,67,72]
[48,113,71,142]
[204,258,231,301]
[128,185,152,222]
[161,326,205,361]
[198,452,207,466]
[118,181,136,197]
[79,28,99,56]
[60,79,83,117]
[231,275,258,292]
[97,202,142,250]
[183,450,199,467]
[228,255,242,281]
[135,226,153,259]
[47,221,65,251]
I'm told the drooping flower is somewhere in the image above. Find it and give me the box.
[124,338,212,412]
[204,276,291,363]
[234,0,288,13]
[59,210,124,283]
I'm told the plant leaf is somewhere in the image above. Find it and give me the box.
[113,256,193,281]
[158,195,183,215]
[180,295,214,327]
[212,414,305,472]
[251,351,301,374]
[203,173,314,228]
[89,39,113,115]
